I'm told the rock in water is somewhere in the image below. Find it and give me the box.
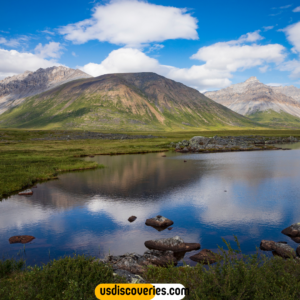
[9,235,35,244]
[128,216,137,222]
[190,249,222,264]
[144,236,200,252]
[145,215,173,228]
[282,223,300,237]
[272,243,296,259]
[260,240,276,251]
[18,189,33,195]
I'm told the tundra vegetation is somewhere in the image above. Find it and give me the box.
[1,129,300,198]
[1,129,300,299]
[1,239,300,299]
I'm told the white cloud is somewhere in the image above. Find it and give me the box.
[0,48,60,80]
[41,30,55,35]
[59,0,198,47]
[0,35,29,48]
[80,47,169,77]
[80,31,286,90]
[293,6,300,12]
[282,21,300,54]
[0,37,21,47]
[34,42,64,59]
[263,26,274,31]
[278,59,300,78]
[280,4,292,9]
[259,65,269,73]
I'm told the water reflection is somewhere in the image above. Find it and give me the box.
[1,145,300,266]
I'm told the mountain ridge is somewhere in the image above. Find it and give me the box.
[0,66,92,114]
[204,78,300,128]
[0,72,261,131]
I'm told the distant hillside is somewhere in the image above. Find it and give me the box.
[205,77,300,128]
[0,72,261,131]
[0,66,92,115]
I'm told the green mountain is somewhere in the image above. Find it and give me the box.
[248,110,300,128]
[0,72,262,131]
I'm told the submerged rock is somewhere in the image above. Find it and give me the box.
[9,235,35,244]
[145,215,173,228]
[128,216,137,222]
[144,236,200,253]
[190,249,222,264]
[18,189,33,196]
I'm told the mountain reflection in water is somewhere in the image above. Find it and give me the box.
[1,145,300,266]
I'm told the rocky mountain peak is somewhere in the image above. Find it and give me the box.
[245,76,259,83]
[0,66,92,114]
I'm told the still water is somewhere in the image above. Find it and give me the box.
[1,144,300,266]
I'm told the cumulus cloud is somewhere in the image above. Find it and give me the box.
[80,31,286,90]
[59,0,198,47]
[0,48,60,80]
[293,6,300,12]
[34,42,64,59]
[282,21,300,54]
[279,21,300,78]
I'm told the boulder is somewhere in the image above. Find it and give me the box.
[95,250,177,275]
[281,223,300,237]
[9,235,35,244]
[145,215,173,228]
[291,237,300,243]
[190,136,206,144]
[113,269,146,283]
[128,216,137,222]
[272,243,296,259]
[190,249,222,264]
[260,240,276,251]
[145,236,200,253]
[18,189,33,196]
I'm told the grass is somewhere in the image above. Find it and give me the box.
[248,110,300,129]
[1,128,300,198]
[145,237,300,299]
[1,239,300,299]
[0,255,126,300]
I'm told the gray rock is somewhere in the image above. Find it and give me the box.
[113,269,146,283]
[145,215,173,228]
[282,223,300,237]
[144,236,201,252]
[272,243,296,259]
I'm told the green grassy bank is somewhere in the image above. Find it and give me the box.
[1,129,300,198]
[1,239,300,299]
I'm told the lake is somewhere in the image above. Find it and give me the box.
[1,143,300,266]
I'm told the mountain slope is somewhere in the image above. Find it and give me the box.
[272,85,300,102]
[0,72,262,131]
[205,77,300,128]
[0,66,92,114]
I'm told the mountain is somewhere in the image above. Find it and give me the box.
[272,85,300,102]
[0,72,261,131]
[205,77,300,128]
[0,66,92,115]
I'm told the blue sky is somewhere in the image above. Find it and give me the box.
[1,0,300,91]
